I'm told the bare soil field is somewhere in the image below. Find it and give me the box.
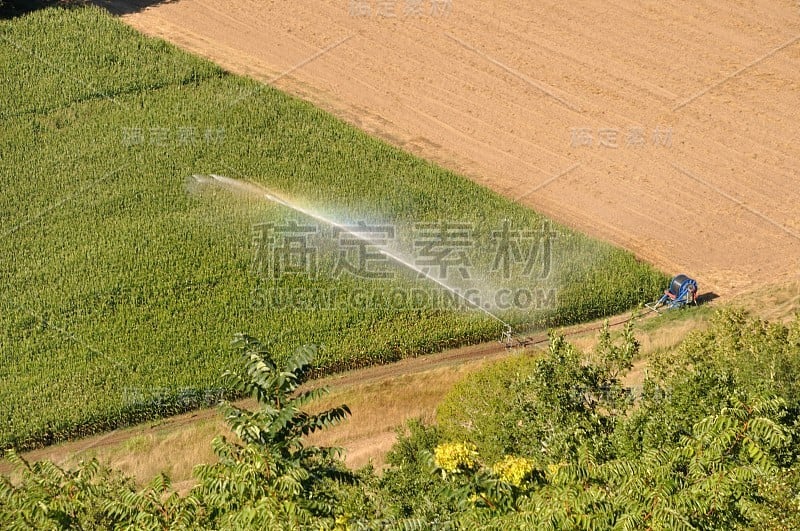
[102,0,800,296]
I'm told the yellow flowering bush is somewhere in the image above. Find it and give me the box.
[491,455,535,487]
[434,442,480,473]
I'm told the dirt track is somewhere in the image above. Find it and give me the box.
[0,332,528,476]
[1,311,645,476]
[103,0,800,296]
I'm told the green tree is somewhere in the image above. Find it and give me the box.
[433,389,799,529]
[616,309,800,458]
[378,420,454,524]
[0,450,199,529]
[191,334,352,528]
[1,335,353,529]
[437,321,638,465]
[423,312,800,529]
[4,312,800,529]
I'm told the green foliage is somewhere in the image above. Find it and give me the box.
[0,336,354,529]
[377,420,458,525]
[0,5,667,451]
[3,312,800,529]
[616,309,800,458]
[469,394,797,530]
[220,335,350,448]
[437,321,638,464]
[425,312,800,528]
[0,450,199,529]
[436,353,541,461]
[190,335,352,527]
[666,308,800,405]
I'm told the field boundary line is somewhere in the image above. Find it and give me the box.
[229,34,354,106]
[673,33,800,111]
[443,32,582,113]
[670,162,800,242]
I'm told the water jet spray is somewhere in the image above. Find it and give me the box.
[191,174,514,341]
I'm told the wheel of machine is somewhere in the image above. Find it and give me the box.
[669,274,689,298]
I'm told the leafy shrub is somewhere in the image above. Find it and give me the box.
[426,312,800,528]
[437,321,638,464]
[616,308,800,458]
[1,335,354,529]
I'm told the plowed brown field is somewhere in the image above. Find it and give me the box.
[106,0,800,295]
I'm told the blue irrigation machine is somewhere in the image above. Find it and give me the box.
[646,274,698,314]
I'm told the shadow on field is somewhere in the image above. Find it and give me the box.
[0,0,175,19]
[92,0,178,16]
[696,292,719,306]
[0,0,81,18]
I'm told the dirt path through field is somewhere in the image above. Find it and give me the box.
[100,0,800,296]
[0,311,647,476]
[0,335,525,478]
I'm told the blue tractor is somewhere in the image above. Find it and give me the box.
[646,274,698,313]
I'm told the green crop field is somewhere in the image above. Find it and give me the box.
[0,6,667,451]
